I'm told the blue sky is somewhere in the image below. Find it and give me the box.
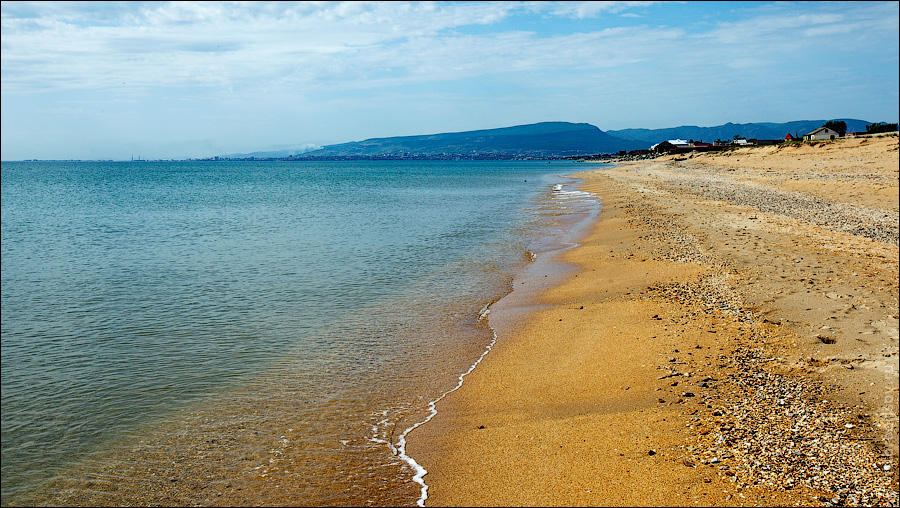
[2,1,898,160]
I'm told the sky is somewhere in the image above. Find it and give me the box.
[1,1,898,160]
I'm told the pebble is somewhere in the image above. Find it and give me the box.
[685,346,898,507]
[645,164,899,245]
[623,158,900,507]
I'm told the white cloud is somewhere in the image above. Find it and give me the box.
[4,1,896,92]
[543,1,663,18]
[1,2,688,95]
[1,1,897,159]
[701,3,897,49]
[2,2,526,93]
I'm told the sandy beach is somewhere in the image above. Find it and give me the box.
[409,135,899,506]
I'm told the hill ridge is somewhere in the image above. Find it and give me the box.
[297,121,645,159]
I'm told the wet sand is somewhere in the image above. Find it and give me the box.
[409,135,899,506]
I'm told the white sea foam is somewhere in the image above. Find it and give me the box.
[557,189,593,200]
[393,326,498,506]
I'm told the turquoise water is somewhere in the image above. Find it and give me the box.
[1,160,601,505]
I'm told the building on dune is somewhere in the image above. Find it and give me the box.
[803,126,840,141]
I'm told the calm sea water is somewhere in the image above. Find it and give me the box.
[1,160,601,506]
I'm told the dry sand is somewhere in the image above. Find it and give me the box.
[408,134,899,506]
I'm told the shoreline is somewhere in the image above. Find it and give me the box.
[400,178,604,507]
[407,136,899,506]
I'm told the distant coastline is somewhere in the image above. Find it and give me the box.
[9,118,896,163]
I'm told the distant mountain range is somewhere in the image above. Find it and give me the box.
[294,122,646,159]
[215,118,876,160]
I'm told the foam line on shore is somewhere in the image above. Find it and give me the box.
[394,177,601,506]
[394,314,498,507]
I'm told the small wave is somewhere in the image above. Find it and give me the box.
[394,326,498,506]
[555,189,594,199]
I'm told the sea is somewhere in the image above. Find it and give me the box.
[1,159,602,506]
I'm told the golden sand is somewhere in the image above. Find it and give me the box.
[409,135,899,506]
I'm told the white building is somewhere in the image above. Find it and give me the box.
[803,127,840,141]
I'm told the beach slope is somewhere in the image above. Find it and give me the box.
[409,134,899,506]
